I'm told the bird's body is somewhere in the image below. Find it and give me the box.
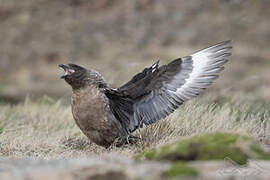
[71,85,119,147]
[59,41,232,148]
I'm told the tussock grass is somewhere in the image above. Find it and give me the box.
[0,95,269,159]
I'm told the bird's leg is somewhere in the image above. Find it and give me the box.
[112,136,129,147]
[112,134,145,147]
[126,134,130,144]
[126,134,145,144]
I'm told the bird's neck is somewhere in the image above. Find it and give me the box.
[72,85,102,99]
[71,85,106,114]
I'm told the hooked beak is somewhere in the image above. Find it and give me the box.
[58,64,75,79]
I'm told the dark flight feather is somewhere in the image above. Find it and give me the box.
[105,40,232,133]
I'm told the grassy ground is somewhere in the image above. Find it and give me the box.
[1,93,269,159]
[1,2,270,179]
[1,44,270,159]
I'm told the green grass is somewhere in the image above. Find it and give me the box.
[165,162,198,178]
[0,96,269,158]
[137,133,270,165]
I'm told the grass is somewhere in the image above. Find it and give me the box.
[165,162,198,178]
[0,94,269,159]
[137,133,270,165]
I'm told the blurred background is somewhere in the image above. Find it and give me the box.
[0,0,270,104]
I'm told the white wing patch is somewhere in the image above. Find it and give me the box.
[176,40,232,101]
[151,59,160,73]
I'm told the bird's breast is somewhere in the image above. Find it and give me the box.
[72,87,108,129]
[71,86,118,147]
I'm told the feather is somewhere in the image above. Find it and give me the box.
[106,40,232,132]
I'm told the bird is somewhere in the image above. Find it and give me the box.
[59,40,232,148]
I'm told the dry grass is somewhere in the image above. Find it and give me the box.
[0,94,269,159]
[1,1,270,170]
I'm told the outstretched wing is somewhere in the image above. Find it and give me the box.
[106,40,232,133]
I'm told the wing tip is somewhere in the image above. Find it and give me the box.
[210,39,233,46]
[223,39,232,44]
[210,40,233,50]
[192,40,233,57]
[215,40,232,47]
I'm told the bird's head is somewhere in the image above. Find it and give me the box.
[58,63,88,89]
[58,63,107,89]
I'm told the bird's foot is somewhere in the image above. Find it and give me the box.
[112,135,145,147]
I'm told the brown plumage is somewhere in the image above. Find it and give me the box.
[59,41,232,148]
